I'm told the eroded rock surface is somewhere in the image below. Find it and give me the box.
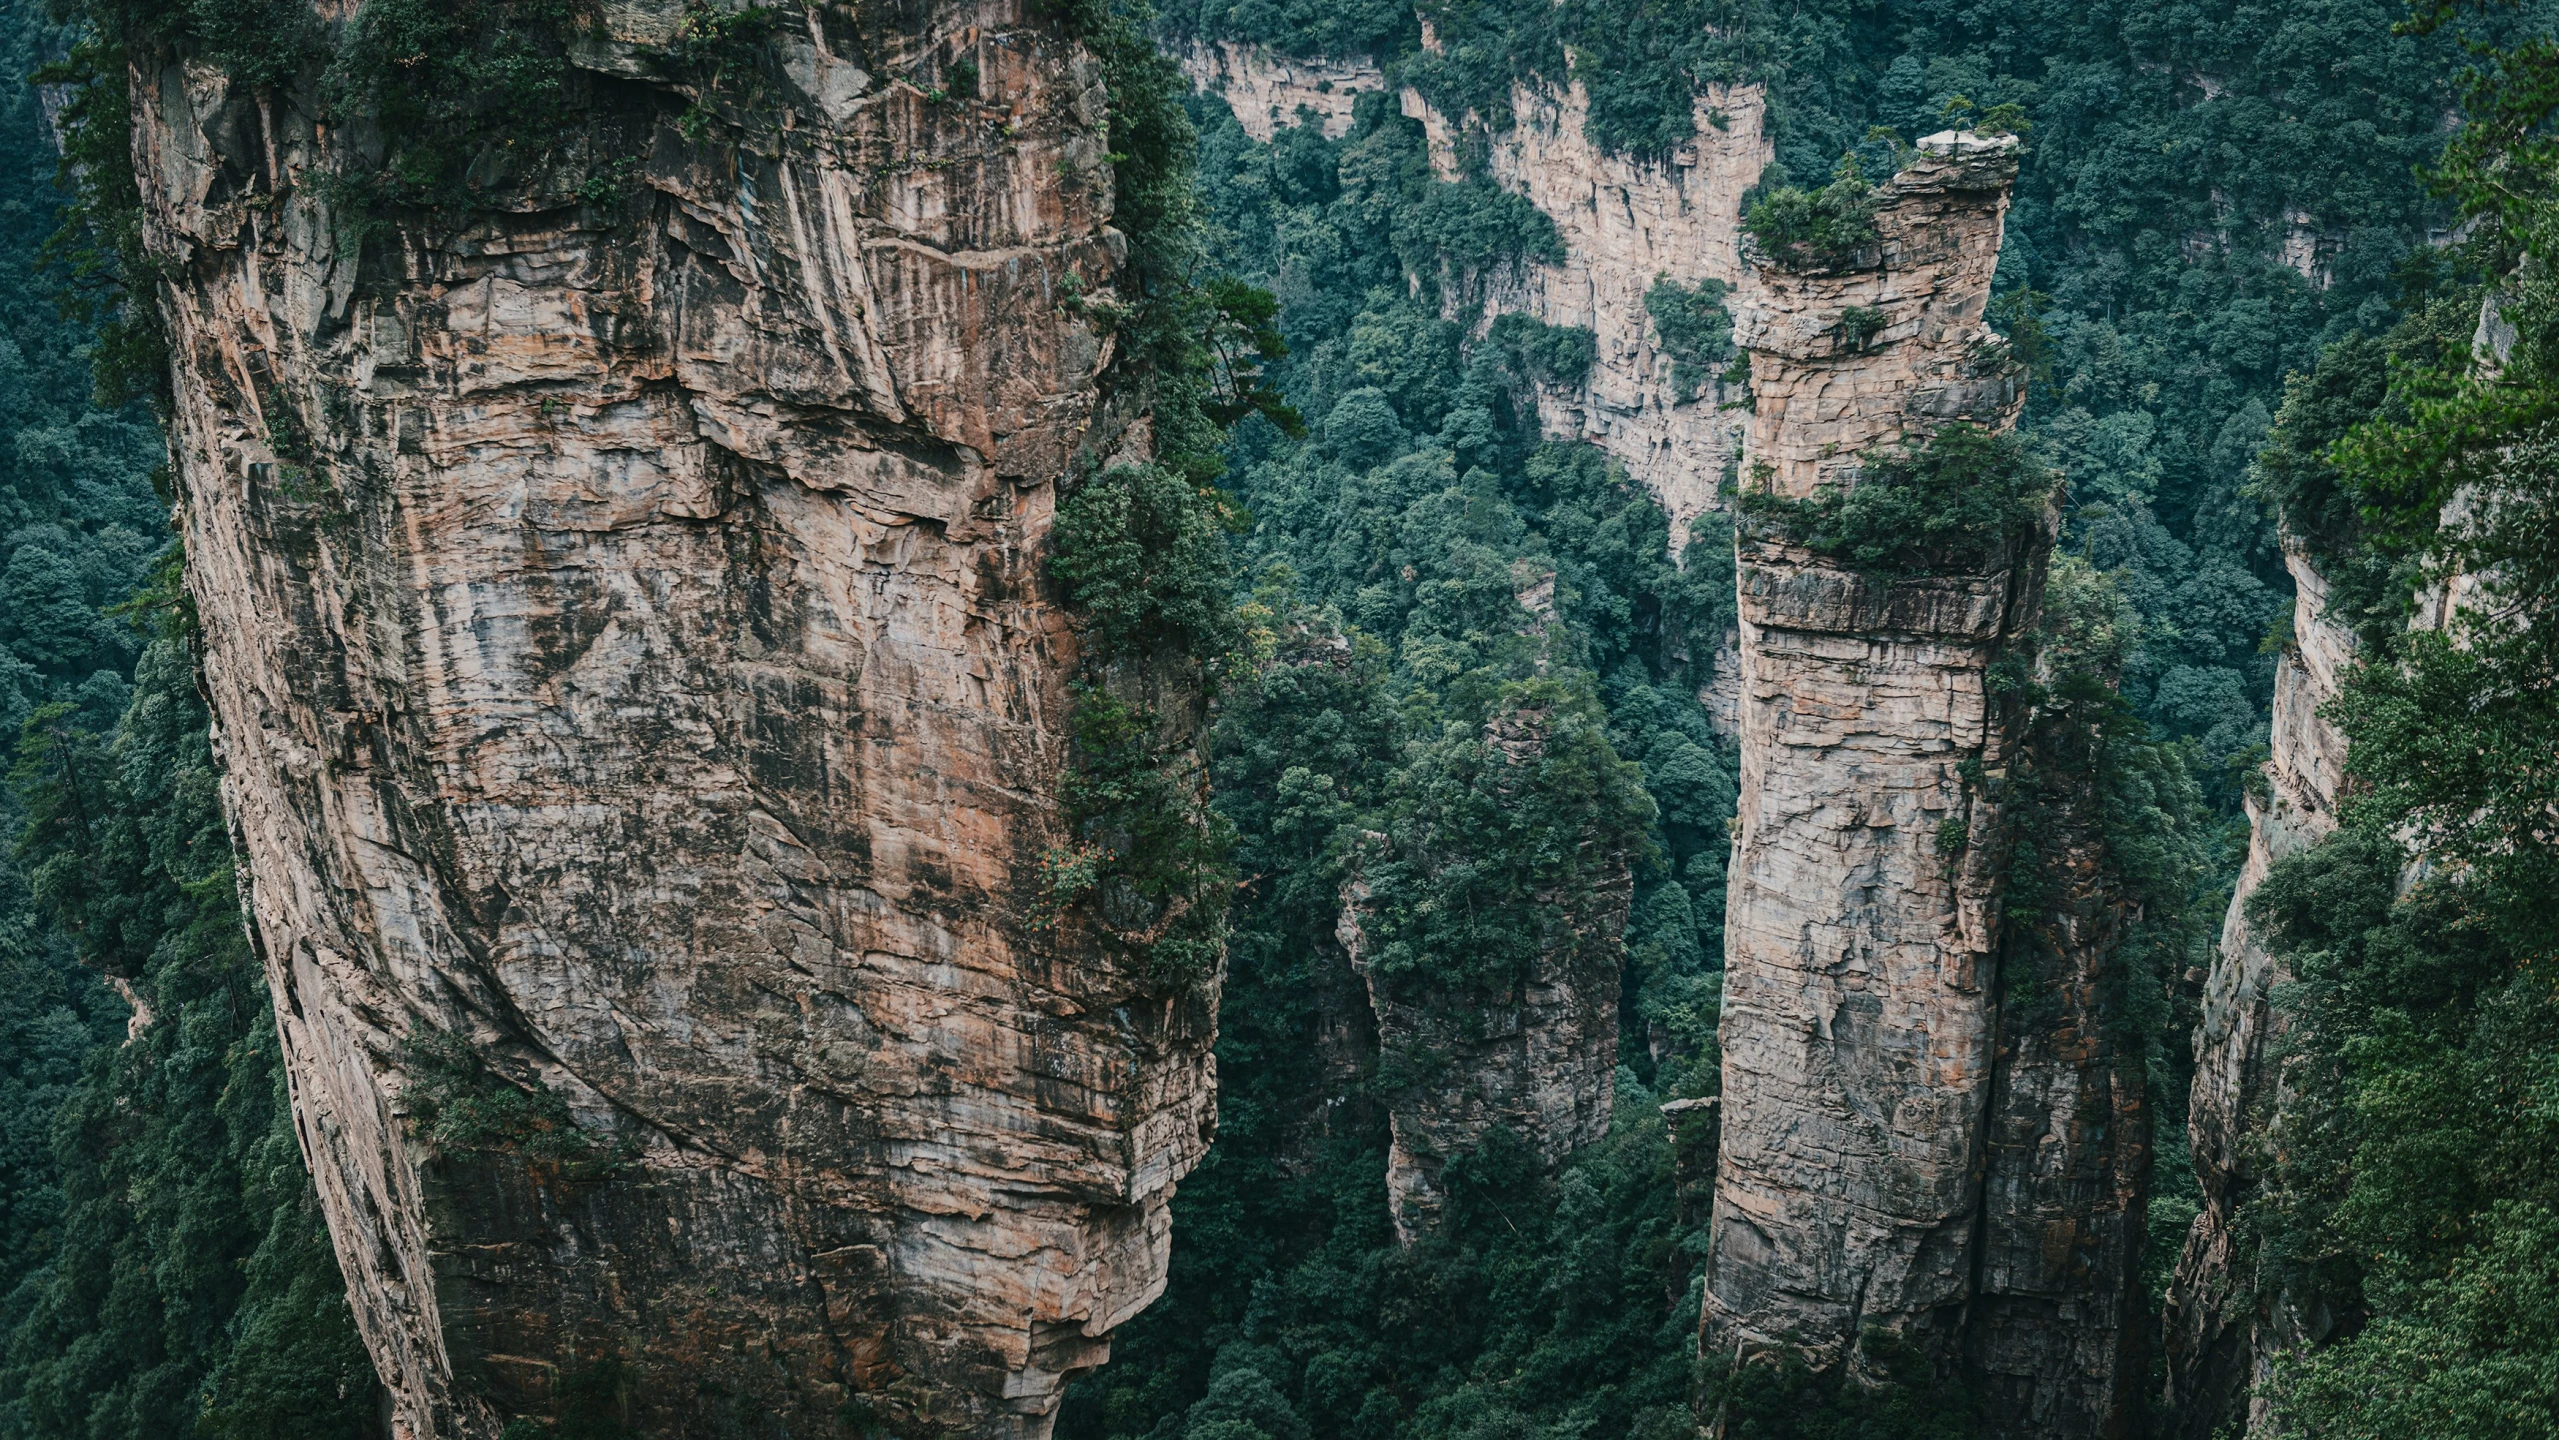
[1702,131,2039,1364]
[1450,79,1770,539]
[1181,40,1770,546]
[2159,547,2355,1436]
[1336,702,1632,1241]
[1173,37,1384,140]
[1702,132,2163,1437]
[136,4,1212,1435]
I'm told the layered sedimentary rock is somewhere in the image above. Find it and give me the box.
[1702,130,2032,1359]
[1336,701,1633,1241]
[2157,548,2354,1437]
[135,4,1213,1436]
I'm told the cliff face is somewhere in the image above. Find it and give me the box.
[2159,548,2355,1436]
[1179,43,1770,547]
[1967,692,2154,1437]
[134,4,1213,1436]
[1336,701,1633,1241]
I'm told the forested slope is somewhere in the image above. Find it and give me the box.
[1063,0,2555,1437]
[0,6,376,1437]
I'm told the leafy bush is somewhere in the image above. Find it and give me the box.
[1644,277,1734,399]
[1741,161,1880,272]
[1053,461,1243,661]
[1487,313,1597,390]
[1736,424,2054,575]
[1354,679,1653,995]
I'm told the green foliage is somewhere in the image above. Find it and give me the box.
[1741,159,1880,272]
[1054,462,1245,661]
[1354,678,1653,994]
[0,13,377,1433]
[402,1029,609,1164]
[1484,312,1596,390]
[2,636,378,1440]
[1737,424,2055,576]
[1055,683,1237,980]
[1833,305,1885,351]
[2228,16,2559,1435]
[1698,1333,1980,1439]
[319,0,598,211]
[1642,276,1734,400]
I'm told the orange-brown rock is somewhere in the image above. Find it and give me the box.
[131,4,1214,1435]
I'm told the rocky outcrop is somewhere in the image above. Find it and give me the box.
[136,4,1213,1436]
[2161,295,2523,1436]
[2159,549,2354,1436]
[1335,701,1632,1241]
[1701,129,2038,1364]
[1702,131,2165,1437]
[1180,42,1769,548]
[1451,79,1769,541]
[1173,37,1384,140]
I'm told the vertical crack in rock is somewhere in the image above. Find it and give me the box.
[135,3,1214,1435]
[1702,130,2034,1370]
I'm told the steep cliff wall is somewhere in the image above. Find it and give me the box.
[1702,132,2165,1437]
[2159,550,2355,1435]
[135,4,1213,1436]
[1460,79,1769,539]
[1173,38,1383,140]
[1701,129,2037,1366]
[1966,652,2155,1438]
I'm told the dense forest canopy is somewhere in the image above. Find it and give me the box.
[0,0,2552,1433]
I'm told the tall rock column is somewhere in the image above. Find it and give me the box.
[1702,132,2034,1364]
[132,4,1214,1437]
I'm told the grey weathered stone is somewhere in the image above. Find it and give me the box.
[1702,133,2161,1438]
[133,4,1213,1435]
[1703,135,2036,1376]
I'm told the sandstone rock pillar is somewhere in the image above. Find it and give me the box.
[132,4,1214,1436]
[1336,698,1633,1241]
[1702,131,2033,1365]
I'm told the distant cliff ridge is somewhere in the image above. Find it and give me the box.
[134,2,1213,1434]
